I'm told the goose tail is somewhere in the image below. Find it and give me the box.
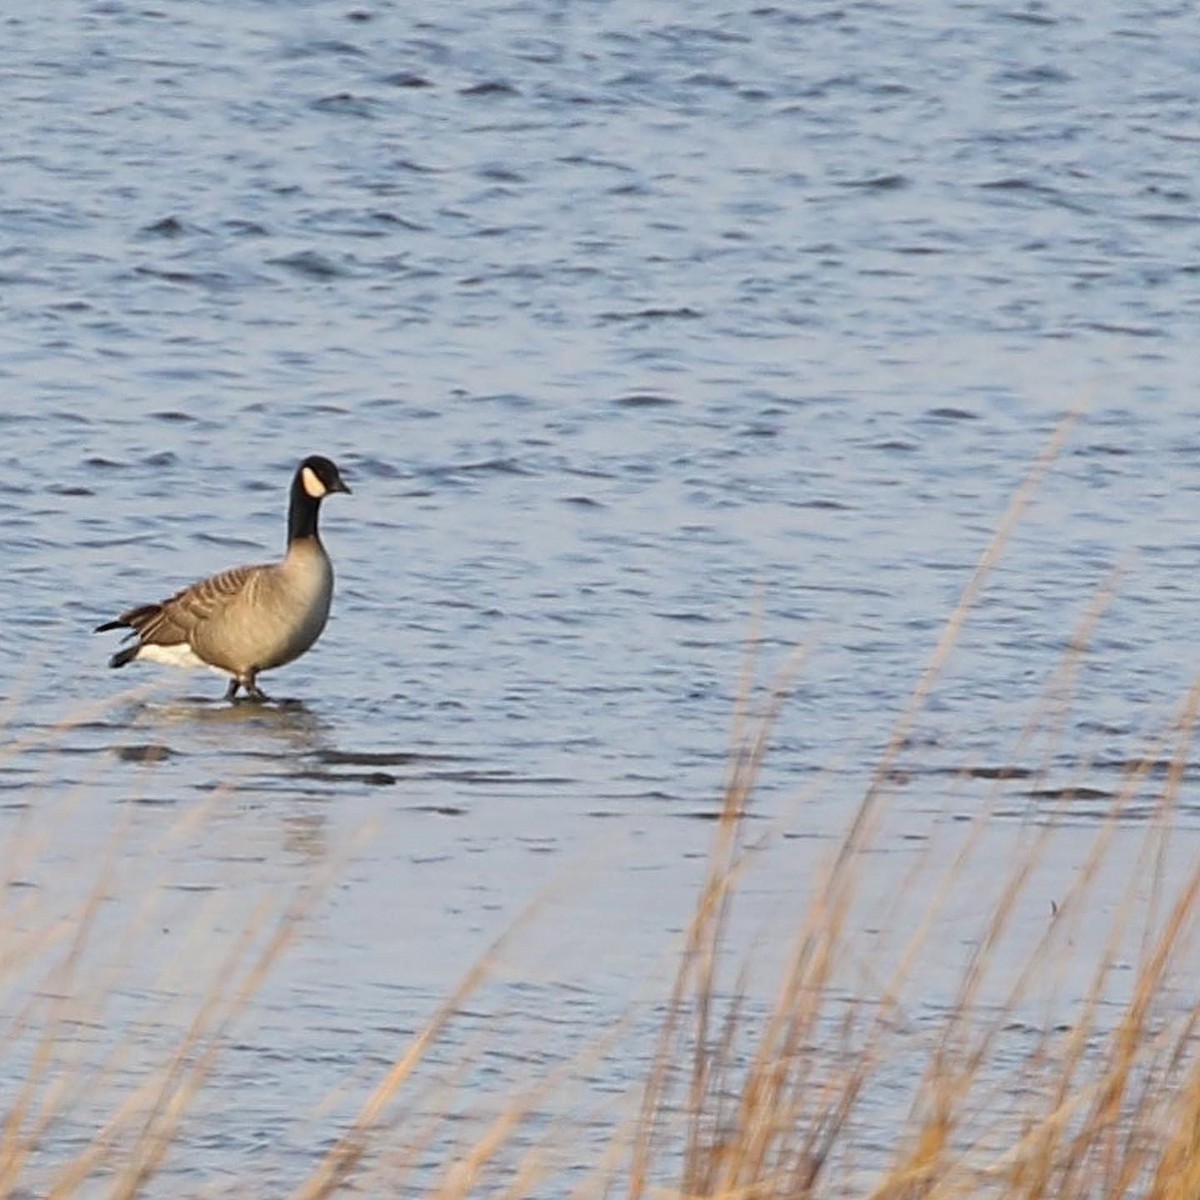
[108,643,141,670]
[96,607,156,669]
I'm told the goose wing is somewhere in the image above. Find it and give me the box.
[98,564,264,647]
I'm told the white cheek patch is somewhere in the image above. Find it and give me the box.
[301,466,327,498]
[137,643,210,670]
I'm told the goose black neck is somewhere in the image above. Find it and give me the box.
[288,472,322,544]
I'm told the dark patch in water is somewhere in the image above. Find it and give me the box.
[391,158,439,174]
[269,250,346,279]
[925,407,979,421]
[369,211,427,231]
[117,743,174,764]
[963,765,1034,780]
[140,216,187,238]
[795,498,850,510]
[310,93,376,118]
[296,768,397,786]
[282,38,366,59]
[432,769,576,786]
[316,749,462,767]
[477,164,525,183]
[381,71,431,88]
[840,173,907,190]
[461,80,519,97]
[980,176,1044,192]
[599,307,703,323]
[225,219,269,237]
[997,8,1058,25]
[1081,321,1159,338]
[83,532,150,548]
[1026,786,1113,802]
[133,265,236,289]
[998,65,1073,84]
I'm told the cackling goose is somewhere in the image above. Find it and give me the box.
[96,455,350,702]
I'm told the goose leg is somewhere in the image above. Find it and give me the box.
[243,670,269,703]
[224,677,241,701]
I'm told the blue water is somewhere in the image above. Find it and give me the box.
[2,0,1199,1191]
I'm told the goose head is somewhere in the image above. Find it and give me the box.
[298,456,352,499]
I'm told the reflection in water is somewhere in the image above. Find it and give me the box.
[281,812,328,860]
[107,695,339,860]
[147,694,331,746]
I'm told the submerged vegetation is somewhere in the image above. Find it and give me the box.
[6,414,1200,1197]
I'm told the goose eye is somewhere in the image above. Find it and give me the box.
[301,466,327,498]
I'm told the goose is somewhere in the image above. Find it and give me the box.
[96,455,351,702]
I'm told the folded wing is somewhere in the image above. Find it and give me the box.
[96,564,263,647]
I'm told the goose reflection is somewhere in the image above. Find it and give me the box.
[111,692,340,861]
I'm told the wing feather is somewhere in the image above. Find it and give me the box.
[99,563,265,647]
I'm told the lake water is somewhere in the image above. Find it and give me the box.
[2,0,1200,1192]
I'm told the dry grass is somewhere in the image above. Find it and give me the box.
[6,410,1200,1197]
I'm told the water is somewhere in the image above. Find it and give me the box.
[2,0,1200,1191]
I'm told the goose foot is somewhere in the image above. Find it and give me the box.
[225,674,269,703]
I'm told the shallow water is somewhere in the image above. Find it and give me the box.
[3,0,1200,1190]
